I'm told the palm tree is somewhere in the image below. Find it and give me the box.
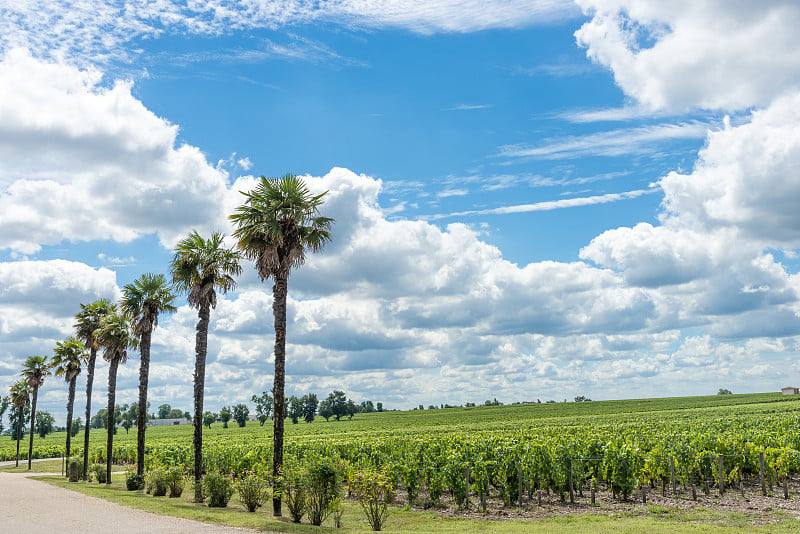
[121,273,176,478]
[22,355,50,470]
[51,336,86,474]
[170,230,241,501]
[9,379,30,467]
[75,299,114,480]
[230,174,333,516]
[94,307,133,484]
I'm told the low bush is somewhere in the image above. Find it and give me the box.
[146,467,168,496]
[235,471,270,512]
[306,457,341,526]
[350,469,394,531]
[90,464,107,484]
[166,466,187,498]
[126,473,145,491]
[280,463,308,523]
[204,472,234,507]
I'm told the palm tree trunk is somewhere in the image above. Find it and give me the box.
[28,388,38,470]
[83,346,97,480]
[15,406,23,467]
[65,376,77,476]
[136,328,152,478]
[107,358,119,485]
[272,276,288,517]
[193,299,211,502]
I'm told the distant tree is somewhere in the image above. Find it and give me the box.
[428,405,437,410]
[233,403,249,427]
[184,411,191,420]
[9,380,30,466]
[167,409,185,419]
[287,396,302,424]
[203,411,217,429]
[219,406,232,428]
[121,403,135,433]
[465,402,476,408]
[574,396,592,402]
[70,418,82,438]
[418,405,424,411]
[346,399,357,420]
[360,400,375,413]
[325,391,348,421]
[0,395,8,434]
[319,399,332,422]
[22,355,50,470]
[717,388,732,395]
[35,411,55,438]
[376,402,383,412]
[158,404,172,419]
[251,391,273,426]
[91,409,107,429]
[302,394,318,423]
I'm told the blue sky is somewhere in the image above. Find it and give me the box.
[2,1,800,424]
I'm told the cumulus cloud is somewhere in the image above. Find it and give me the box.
[0,49,230,253]
[575,0,800,111]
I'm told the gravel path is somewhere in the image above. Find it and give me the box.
[0,463,262,534]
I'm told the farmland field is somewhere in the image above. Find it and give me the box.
[4,393,800,506]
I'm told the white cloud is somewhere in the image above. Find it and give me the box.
[499,122,709,159]
[575,0,800,111]
[0,49,230,253]
[0,1,579,65]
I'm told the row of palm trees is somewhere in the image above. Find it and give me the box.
[6,175,332,516]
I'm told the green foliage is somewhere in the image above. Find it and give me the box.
[280,460,308,523]
[126,472,145,491]
[235,471,271,512]
[219,406,231,428]
[146,467,169,496]
[166,465,187,497]
[302,393,318,423]
[718,388,733,395]
[70,417,82,437]
[204,471,234,507]
[35,410,55,438]
[306,456,341,526]
[203,411,217,428]
[90,463,107,484]
[350,468,394,531]
[232,403,249,427]
[251,391,273,425]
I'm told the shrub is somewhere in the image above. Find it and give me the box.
[146,467,168,496]
[204,472,234,507]
[307,457,341,526]
[280,463,308,523]
[235,471,270,512]
[350,469,394,531]
[166,466,187,498]
[90,464,107,484]
[126,473,145,491]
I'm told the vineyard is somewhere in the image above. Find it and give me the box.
[4,392,800,514]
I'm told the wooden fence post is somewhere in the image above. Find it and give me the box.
[518,465,524,506]
[670,456,677,495]
[718,455,724,496]
[759,452,767,496]
[590,480,596,504]
[569,460,575,503]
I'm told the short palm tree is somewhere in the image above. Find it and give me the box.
[51,337,86,474]
[22,355,50,470]
[74,299,114,479]
[9,379,30,467]
[230,173,333,516]
[170,230,241,501]
[121,273,176,478]
[94,307,133,484]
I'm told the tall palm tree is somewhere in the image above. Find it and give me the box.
[9,379,30,467]
[51,336,86,474]
[230,174,333,516]
[170,230,241,501]
[22,355,50,470]
[74,299,114,479]
[94,307,133,484]
[121,273,176,478]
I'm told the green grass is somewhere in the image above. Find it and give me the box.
[0,459,68,473]
[36,474,800,533]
